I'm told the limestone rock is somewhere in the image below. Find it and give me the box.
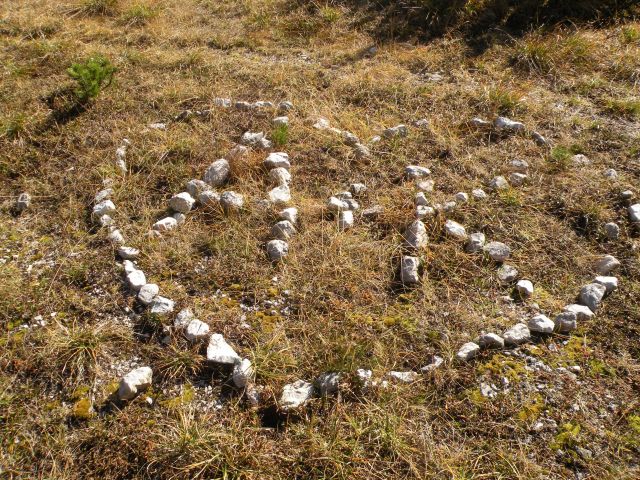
[404,220,428,249]
[383,125,408,138]
[203,159,230,187]
[415,192,429,206]
[354,143,370,158]
[362,205,384,220]
[415,205,435,219]
[510,159,529,173]
[400,256,420,285]
[152,217,178,232]
[269,167,291,186]
[95,188,113,203]
[528,314,554,333]
[186,179,210,198]
[594,255,620,275]
[273,116,289,127]
[604,222,620,240]
[503,323,531,346]
[488,176,509,191]
[497,264,519,283]
[232,358,254,388]
[280,380,314,411]
[516,280,534,298]
[126,269,146,292]
[185,319,210,342]
[266,239,288,261]
[563,304,594,321]
[278,101,293,113]
[472,188,487,200]
[494,117,525,132]
[405,165,431,179]
[479,333,505,349]
[117,246,140,260]
[457,342,480,361]
[93,200,116,219]
[220,191,244,213]
[338,210,354,230]
[445,219,467,240]
[454,192,469,203]
[388,371,419,383]
[327,196,349,212]
[532,132,548,147]
[118,366,152,401]
[572,154,590,166]
[137,283,159,306]
[207,334,241,364]
[172,212,186,226]
[466,232,486,253]
[107,229,125,245]
[279,207,298,224]
[316,372,341,396]
[554,311,578,333]
[268,185,291,204]
[594,275,618,294]
[509,172,527,187]
[417,179,435,192]
[470,118,491,127]
[149,296,175,316]
[198,190,221,207]
[168,192,195,213]
[228,144,249,161]
[271,220,297,240]
[603,168,618,180]
[350,183,367,196]
[264,152,291,170]
[174,308,195,328]
[484,242,511,262]
[578,283,606,311]
[629,204,640,223]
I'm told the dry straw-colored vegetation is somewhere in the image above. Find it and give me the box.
[1,0,639,478]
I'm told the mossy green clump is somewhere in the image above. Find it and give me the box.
[477,354,528,383]
[160,384,195,410]
[71,398,94,420]
[551,422,581,451]
[517,395,545,423]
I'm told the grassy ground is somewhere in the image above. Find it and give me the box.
[1,1,639,478]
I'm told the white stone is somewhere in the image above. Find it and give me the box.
[148,122,166,130]
[149,296,175,316]
[471,118,491,127]
[278,101,293,112]
[472,188,487,200]
[350,183,367,196]
[443,201,456,212]
[269,167,291,186]
[383,125,408,138]
[594,276,618,294]
[362,205,383,219]
[118,366,152,400]
[174,308,195,328]
[415,205,435,219]
[509,172,527,186]
[417,179,435,192]
[115,145,127,173]
[198,190,221,207]
[126,269,146,292]
[117,246,139,260]
[388,371,419,383]
[241,131,271,149]
[279,207,298,224]
[554,311,577,333]
[415,192,429,206]
[268,185,291,204]
[185,319,210,342]
[405,165,430,179]
[232,358,254,388]
[532,132,548,147]
[595,255,620,275]
[207,334,240,364]
[354,143,370,158]
[228,144,249,161]
[137,283,159,306]
[466,232,486,253]
[152,217,178,232]
[214,97,231,107]
[621,190,634,201]
[579,283,606,311]
[338,210,354,230]
[457,342,480,361]
[264,152,291,170]
[327,196,349,212]
[220,191,244,213]
[355,369,372,388]
[484,241,511,262]
[629,204,640,223]
[108,229,125,245]
[454,192,469,203]
[266,239,288,261]
[488,176,509,191]
[342,131,359,145]
[95,188,113,203]
[421,356,444,372]
[563,304,594,321]
[404,220,428,249]
[99,214,113,227]
[494,117,525,132]
[271,220,297,240]
[516,280,534,298]
[235,101,253,110]
[604,222,620,240]
[503,323,531,346]
[572,154,590,166]
[313,118,330,130]
[253,101,274,109]
[186,179,209,198]
[245,384,263,407]
[273,116,289,126]
[203,159,230,187]
[400,256,420,285]
[280,380,314,411]
[603,168,618,180]
[479,333,504,349]
[497,264,519,283]
[92,200,116,219]
[510,159,529,173]
[445,220,467,240]
[173,212,186,225]
[528,314,554,333]
[414,118,429,127]
[316,372,341,395]
[335,191,352,200]
[168,192,195,213]
[122,260,137,275]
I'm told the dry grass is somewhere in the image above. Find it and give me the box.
[0,0,639,479]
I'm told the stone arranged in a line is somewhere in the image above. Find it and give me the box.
[325,183,367,231]
[456,254,621,361]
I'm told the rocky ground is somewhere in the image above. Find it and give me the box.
[1,1,639,479]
